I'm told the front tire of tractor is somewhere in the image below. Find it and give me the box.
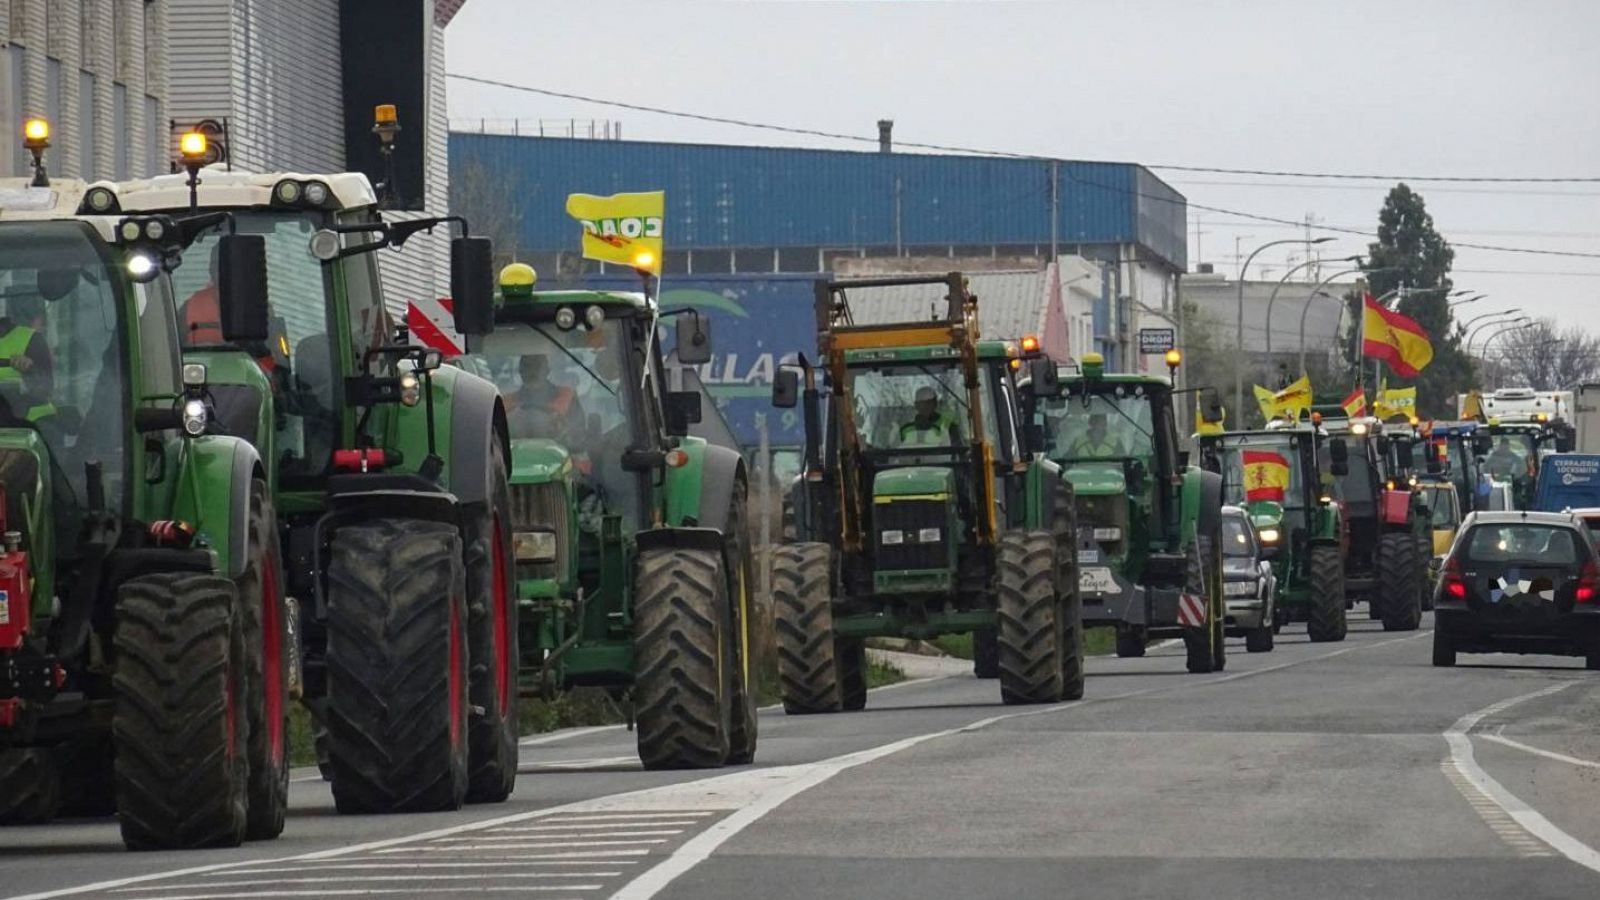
[465,443,519,804]
[239,480,289,841]
[324,520,468,814]
[1184,536,1220,675]
[113,573,247,850]
[723,479,761,764]
[1245,625,1275,653]
[972,629,1000,678]
[773,543,845,715]
[1306,545,1348,643]
[0,749,60,825]
[1378,532,1423,632]
[633,548,734,769]
[997,530,1065,704]
[839,637,868,711]
[1115,625,1147,658]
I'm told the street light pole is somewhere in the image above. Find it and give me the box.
[1480,324,1541,389]
[1297,266,1376,378]
[1448,293,1486,309]
[1235,237,1333,421]
[1266,254,1361,362]
[1466,313,1530,355]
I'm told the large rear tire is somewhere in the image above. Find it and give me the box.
[1378,532,1423,632]
[633,548,734,769]
[1115,625,1146,658]
[773,543,844,714]
[240,480,289,841]
[723,480,760,764]
[0,749,60,825]
[1184,536,1220,674]
[324,519,468,814]
[971,629,1000,678]
[465,444,519,804]
[113,573,247,850]
[997,530,1065,704]
[1306,545,1348,643]
[839,638,868,711]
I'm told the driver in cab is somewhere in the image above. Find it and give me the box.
[1068,412,1125,458]
[1483,436,1526,479]
[898,386,960,447]
[507,353,588,444]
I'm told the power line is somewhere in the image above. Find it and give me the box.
[447,72,1600,260]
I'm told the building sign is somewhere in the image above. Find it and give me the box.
[1138,327,1175,355]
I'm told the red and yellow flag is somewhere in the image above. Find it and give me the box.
[1362,294,1433,377]
[1242,450,1290,503]
[1341,387,1366,418]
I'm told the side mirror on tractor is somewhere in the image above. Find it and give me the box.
[1329,437,1350,477]
[676,312,712,365]
[664,390,703,437]
[1028,357,1060,397]
[450,236,495,337]
[772,369,800,409]
[216,234,269,343]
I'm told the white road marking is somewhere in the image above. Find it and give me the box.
[544,812,716,822]
[522,755,641,771]
[215,862,638,874]
[118,875,614,890]
[475,829,685,838]
[384,840,669,852]
[431,833,679,842]
[1443,681,1600,871]
[103,891,596,900]
[1480,728,1600,770]
[490,822,699,831]
[519,725,626,747]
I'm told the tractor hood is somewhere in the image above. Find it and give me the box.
[1062,461,1126,497]
[873,466,955,500]
[1246,499,1284,530]
[508,438,574,485]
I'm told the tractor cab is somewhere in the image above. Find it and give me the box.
[1480,419,1550,508]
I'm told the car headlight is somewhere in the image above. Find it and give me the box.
[881,529,904,545]
[513,530,558,563]
[1258,528,1280,544]
[181,398,208,436]
[917,527,941,543]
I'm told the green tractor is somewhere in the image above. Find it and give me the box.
[0,202,289,848]
[99,161,517,813]
[442,263,760,769]
[1310,409,1429,632]
[1042,353,1227,673]
[772,274,1083,710]
[1198,421,1348,642]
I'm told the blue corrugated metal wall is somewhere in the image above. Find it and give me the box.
[450,134,1186,268]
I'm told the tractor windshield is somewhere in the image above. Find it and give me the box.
[1212,434,1308,511]
[0,221,129,528]
[847,361,998,452]
[1043,387,1156,462]
[1482,432,1538,480]
[1420,483,1460,527]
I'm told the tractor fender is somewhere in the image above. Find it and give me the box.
[1178,465,1224,547]
[174,434,263,579]
[439,365,510,509]
[664,437,747,533]
[1022,457,1065,531]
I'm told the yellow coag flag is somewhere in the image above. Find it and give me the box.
[1254,376,1314,423]
[565,191,665,275]
[1375,385,1418,420]
[1459,389,1484,421]
[1196,396,1224,435]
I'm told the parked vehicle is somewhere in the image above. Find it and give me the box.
[1220,507,1277,653]
[1533,454,1600,513]
[1432,511,1600,669]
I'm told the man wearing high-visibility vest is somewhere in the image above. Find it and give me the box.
[0,281,62,423]
[898,386,960,447]
[1067,412,1125,458]
[507,354,587,443]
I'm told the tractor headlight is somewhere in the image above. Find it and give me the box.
[917,527,941,543]
[398,372,421,407]
[1258,528,1280,544]
[81,186,118,213]
[181,398,208,436]
[881,529,905,545]
[555,306,577,330]
[1093,527,1121,541]
[584,305,606,330]
[513,530,558,563]
[303,181,330,206]
[143,219,166,241]
[273,179,303,205]
[119,220,142,242]
[126,253,158,282]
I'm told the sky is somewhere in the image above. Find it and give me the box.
[445,0,1600,328]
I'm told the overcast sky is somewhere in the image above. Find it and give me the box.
[446,0,1600,328]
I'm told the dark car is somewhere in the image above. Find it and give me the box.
[1221,505,1277,653]
[1432,510,1600,668]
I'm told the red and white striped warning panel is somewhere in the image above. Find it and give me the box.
[408,296,462,356]
[1177,592,1207,627]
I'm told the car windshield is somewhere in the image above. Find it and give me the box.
[1043,386,1156,462]
[1462,523,1583,566]
[1222,516,1254,557]
[1212,434,1305,509]
[0,222,128,530]
[847,361,997,451]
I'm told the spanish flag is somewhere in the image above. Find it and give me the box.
[1342,387,1367,418]
[1242,450,1291,503]
[1253,375,1314,423]
[565,191,666,275]
[1362,294,1433,377]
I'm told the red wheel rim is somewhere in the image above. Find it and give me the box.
[491,515,512,714]
[262,556,284,764]
[449,596,463,747]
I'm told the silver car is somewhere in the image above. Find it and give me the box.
[1221,505,1277,653]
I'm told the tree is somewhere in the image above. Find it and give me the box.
[1481,319,1600,391]
[450,160,526,272]
[1360,184,1473,418]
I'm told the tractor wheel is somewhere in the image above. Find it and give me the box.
[113,573,247,850]
[1378,532,1422,632]
[996,530,1065,704]
[633,547,734,769]
[1206,536,1227,673]
[1061,581,1086,701]
[1306,545,1348,643]
[239,480,289,840]
[0,749,60,825]
[1246,625,1275,653]
[839,637,868,711]
[464,443,519,803]
[972,628,1000,678]
[1184,537,1218,674]
[723,479,761,764]
[1115,625,1146,658]
[1418,535,1436,612]
[773,543,844,715]
[324,520,468,814]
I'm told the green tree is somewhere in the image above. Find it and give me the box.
[1360,183,1474,418]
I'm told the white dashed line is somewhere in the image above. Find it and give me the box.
[1479,727,1600,770]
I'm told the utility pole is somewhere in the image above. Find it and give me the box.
[1049,160,1059,263]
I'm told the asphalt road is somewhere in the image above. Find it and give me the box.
[3,613,1597,900]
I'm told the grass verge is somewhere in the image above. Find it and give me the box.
[936,626,1117,660]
